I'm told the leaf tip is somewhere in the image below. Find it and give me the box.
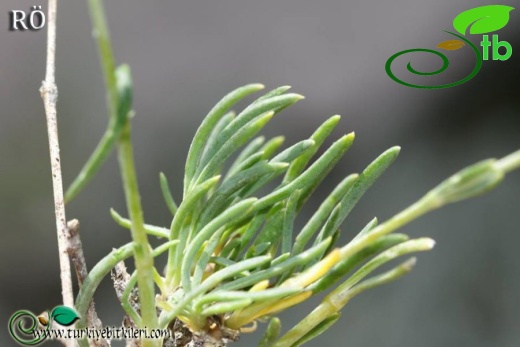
[211,175,222,183]
[263,111,276,120]
[271,162,290,170]
[421,238,436,250]
[301,139,316,151]
[109,208,120,219]
[338,132,355,147]
[402,257,418,271]
[272,136,286,144]
[388,146,401,157]
[329,114,341,124]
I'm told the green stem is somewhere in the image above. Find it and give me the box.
[339,196,435,260]
[65,128,117,202]
[273,304,330,347]
[121,273,142,326]
[87,0,118,118]
[273,259,415,347]
[75,243,134,324]
[64,0,122,203]
[117,123,159,342]
[495,149,520,174]
[75,242,134,347]
[83,1,160,343]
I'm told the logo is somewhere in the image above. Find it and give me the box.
[386,5,514,89]
[8,306,80,345]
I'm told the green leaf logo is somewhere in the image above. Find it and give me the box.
[50,306,80,326]
[453,5,514,35]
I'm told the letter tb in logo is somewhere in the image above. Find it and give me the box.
[481,35,513,61]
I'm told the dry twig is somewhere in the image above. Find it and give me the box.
[68,220,109,347]
[40,0,74,315]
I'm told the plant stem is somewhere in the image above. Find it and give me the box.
[343,148,520,260]
[339,196,434,260]
[65,128,117,202]
[40,0,74,317]
[87,0,118,119]
[64,0,121,202]
[495,149,520,174]
[75,243,134,326]
[86,1,159,344]
[75,242,134,347]
[117,123,159,345]
[273,259,416,347]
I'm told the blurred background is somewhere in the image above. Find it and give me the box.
[1,0,519,346]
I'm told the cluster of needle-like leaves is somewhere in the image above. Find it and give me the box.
[94,84,517,346]
[70,80,520,347]
[54,2,520,346]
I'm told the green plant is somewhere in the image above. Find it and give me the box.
[33,1,520,347]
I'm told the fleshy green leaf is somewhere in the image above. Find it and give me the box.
[290,313,340,347]
[253,204,285,252]
[110,208,169,238]
[260,136,286,160]
[199,111,236,168]
[282,190,300,254]
[233,210,269,260]
[308,233,409,294]
[182,198,257,291]
[197,161,288,228]
[115,64,133,128]
[259,317,282,347]
[184,84,264,194]
[253,134,355,213]
[284,115,341,183]
[292,174,358,256]
[453,5,514,35]
[331,146,400,232]
[336,238,435,292]
[159,173,178,216]
[201,299,253,316]
[196,93,303,182]
[195,112,275,185]
[220,237,332,291]
[226,136,265,177]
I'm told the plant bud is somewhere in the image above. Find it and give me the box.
[427,159,504,205]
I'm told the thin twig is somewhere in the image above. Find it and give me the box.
[111,261,140,347]
[67,220,110,347]
[40,2,75,346]
[67,220,88,284]
[40,0,74,311]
